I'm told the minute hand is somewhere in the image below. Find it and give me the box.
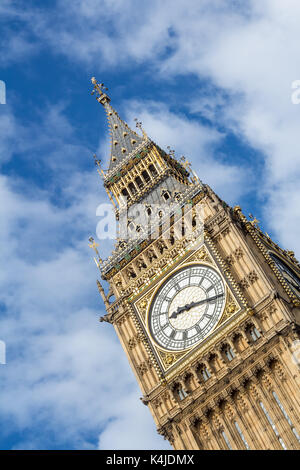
[185,293,224,310]
[170,293,224,319]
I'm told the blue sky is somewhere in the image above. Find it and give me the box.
[0,0,300,450]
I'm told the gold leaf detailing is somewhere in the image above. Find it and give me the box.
[187,247,212,264]
[140,299,148,310]
[227,303,237,314]
[157,349,187,369]
[219,291,239,324]
[165,354,176,366]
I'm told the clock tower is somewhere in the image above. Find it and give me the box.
[90,78,300,450]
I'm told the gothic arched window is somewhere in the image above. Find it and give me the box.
[177,387,188,401]
[259,401,287,449]
[234,421,250,450]
[223,345,235,362]
[272,391,300,443]
[249,325,261,342]
[161,189,170,201]
[200,366,211,382]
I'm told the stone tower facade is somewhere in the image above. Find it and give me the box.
[90,78,300,450]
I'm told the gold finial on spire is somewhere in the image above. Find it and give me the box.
[249,214,260,227]
[93,153,105,179]
[93,153,101,166]
[180,156,192,171]
[91,77,110,105]
[88,236,103,267]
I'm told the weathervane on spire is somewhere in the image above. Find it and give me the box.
[88,236,103,268]
[91,77,110,105]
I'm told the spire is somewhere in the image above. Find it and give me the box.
[91,77,146,172]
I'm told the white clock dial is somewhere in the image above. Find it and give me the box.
[148,264,226,351]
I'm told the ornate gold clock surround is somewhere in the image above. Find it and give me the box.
[131,242,244,377]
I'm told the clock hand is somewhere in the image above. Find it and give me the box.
[169,293,224,319]
[171,304,188,318]
[185,294,224,310]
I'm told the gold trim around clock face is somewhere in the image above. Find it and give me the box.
[145,261,227,352]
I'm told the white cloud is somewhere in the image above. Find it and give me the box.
[0,109,17,164]
[5,0,296,251]
[0,170,167,449]
[2,0,300,450]
[79,0,300,254]
[0,0,40,65]
[0,103,167,449]
[124,99,250,203]
[98,392,170,450]
[0,32,38,66]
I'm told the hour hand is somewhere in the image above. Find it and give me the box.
[186,293,224,310]
[169,302,197,319]
[169,305,188,319]
[169,294,224,319]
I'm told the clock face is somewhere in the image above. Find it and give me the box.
[269,252,300,299]
[148,264,226,351]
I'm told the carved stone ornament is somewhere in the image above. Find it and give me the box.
[157,349,187,370]
[186,246,212,264]
[136,289,155,320]
[218,291,239,325]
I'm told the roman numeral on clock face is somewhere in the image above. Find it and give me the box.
[204,313,212,319]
